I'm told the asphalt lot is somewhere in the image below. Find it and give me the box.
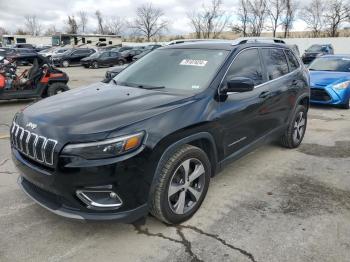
[0,66,349,262]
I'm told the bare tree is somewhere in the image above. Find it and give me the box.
[300,0,325,37]
[187,11,204,38]
[105,16,124,35]
[24,15,42,36]
[202,0,230,38]
[324,0,349,37]
[281,0,298,38]
[247,0,268,36]
[78,11,88,33]
[95,10,105,34]
[267,0,286,37]
[67,16,78,34]
[0,27,8,36]
[232,0,250,36]
[44,25,57,36]
[130,3,168,41]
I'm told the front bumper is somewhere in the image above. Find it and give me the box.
[12,147,151,222]
[310,86,350,105]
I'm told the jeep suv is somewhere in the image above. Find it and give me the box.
[11,40,310,224]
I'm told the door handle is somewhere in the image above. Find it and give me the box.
[259,91,270,98]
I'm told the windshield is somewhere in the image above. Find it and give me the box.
[306,45,327,52]
[114,48,229,92]
[309,57,350,72]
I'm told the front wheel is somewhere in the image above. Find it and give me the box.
[92,61,99,69]
[61,60,69,68]
[47,82,69,97]
[149,144,211,224]
[280,105,308,148]
[117,60,124,66]
[341,98,349,109]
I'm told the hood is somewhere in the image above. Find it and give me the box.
[18,83,192,141]
[309,71,350,87]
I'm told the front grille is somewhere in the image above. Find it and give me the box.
[11,123,57,166]
[311,88,331,102]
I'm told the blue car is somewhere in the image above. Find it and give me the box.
[309,55,350,109]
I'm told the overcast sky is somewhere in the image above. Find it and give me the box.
[0,0,307,35]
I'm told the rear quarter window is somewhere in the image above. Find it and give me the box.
[261,49,289,80]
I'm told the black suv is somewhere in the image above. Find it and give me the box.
[302,44,334,64]
[11,40,310,224]
[52,48,96,67]
[81,51,126,68]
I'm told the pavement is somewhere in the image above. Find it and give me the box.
[0,66,349,262]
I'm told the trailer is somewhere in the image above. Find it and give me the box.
[52,34,122,47]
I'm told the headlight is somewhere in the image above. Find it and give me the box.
[333,80,350,91]
[62,132,145,159]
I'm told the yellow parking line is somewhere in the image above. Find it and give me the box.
[0,134,10,139]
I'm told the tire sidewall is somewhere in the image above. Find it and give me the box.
[158,146,211,224]
[47,83,68,97]
[62,60,69,68]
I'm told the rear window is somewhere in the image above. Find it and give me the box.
[261,49,289,80]
[285,50,300,71]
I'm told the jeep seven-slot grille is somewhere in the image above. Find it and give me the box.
[11,123,57,166]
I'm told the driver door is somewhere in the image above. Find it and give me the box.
[218,48,271,158]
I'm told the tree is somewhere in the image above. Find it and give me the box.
[44,25,57,36]
[281,0,298,38]
[300,0,325,37]
[188,11,204,38]
[323,0,349,37]
[105,16,124,35]
[0,27,8,36]
[24,15,42,36]
[202,0,230,38]
[131,3,168,41]
[67,16,78,34]
[267,0,286,37]
[247,0,268,36]
[232,0,250,36]
[95,10,105,34]
[15,28,27,35]
[78,11,88,33]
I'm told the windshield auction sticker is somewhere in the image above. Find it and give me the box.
[180,59,208,67]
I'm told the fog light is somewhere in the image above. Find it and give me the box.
[76,189,123,210]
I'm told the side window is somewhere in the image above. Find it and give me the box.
[225,48,264,86]
[285,50,300,71]
[261,49,289,80]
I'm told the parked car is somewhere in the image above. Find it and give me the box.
[302,44,334,64]
[39,47,69,59]
[11,40,309,224]
[132,45,162,61]
[51,48,96,67]
[309,55,350,109]
[81,51,126,68]
[13,43,35,49]
[102,64,128,82]
[10,48,38,65]
[111,46,133,53]
[120,48,144,62]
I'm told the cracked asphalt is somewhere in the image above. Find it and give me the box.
[0,67,349,262]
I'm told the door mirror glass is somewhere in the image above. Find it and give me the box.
[224,77,254,93]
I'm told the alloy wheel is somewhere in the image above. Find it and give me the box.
[168,158,206,215]
[293,111,306,144]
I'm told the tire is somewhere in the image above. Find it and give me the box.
[280,104,308,148]
[61,60,69,68]
[340,98,349,109]
[47,82,69,97]
[83,65,89,68]
[149,144,211,224]
[92,61,99,69]
[117,60,124,66]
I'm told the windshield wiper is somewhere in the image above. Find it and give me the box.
[136,85,165,90]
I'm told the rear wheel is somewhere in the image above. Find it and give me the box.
[61,60,69,68]
[92,61,99,69]
[149,144,211,224]
[280,105,307,148]
[47,82,69,97]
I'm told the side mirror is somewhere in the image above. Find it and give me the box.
[222,77,255,93]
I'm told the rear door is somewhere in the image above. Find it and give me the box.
[260,48,292,130]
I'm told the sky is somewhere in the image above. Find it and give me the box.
[0,0,307,35]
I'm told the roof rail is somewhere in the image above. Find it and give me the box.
[232,37,286,46]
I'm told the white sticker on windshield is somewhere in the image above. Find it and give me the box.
[180,59,208,67]
[192,85,200,89]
